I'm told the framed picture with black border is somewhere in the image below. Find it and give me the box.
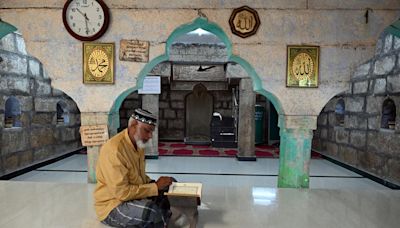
[83,42,114,84]
[286,45,319,88]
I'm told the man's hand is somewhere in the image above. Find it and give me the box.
[155,176,173,190]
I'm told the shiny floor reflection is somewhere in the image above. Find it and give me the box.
[0,181,398,228]
[3,155,398,228]
[12,155,388,190]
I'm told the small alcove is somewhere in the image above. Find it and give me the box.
[4,96,22,128]
[185,83,214,145]
[381,99,396,129]
[56,101,69,125]
[335,99,345,127]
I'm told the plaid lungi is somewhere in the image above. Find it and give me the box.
[102,196,171,228]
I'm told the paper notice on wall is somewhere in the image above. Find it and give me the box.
[80,125,109,146]
[138,76,161,94]
[119,39,149,62]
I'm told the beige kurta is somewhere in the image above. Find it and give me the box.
[94,129,158,221]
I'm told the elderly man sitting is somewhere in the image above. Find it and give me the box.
[94,108,175,227]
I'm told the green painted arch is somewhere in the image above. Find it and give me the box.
[0,20,17,40]
[228,55,282,115]
[108,54,168,130]
[165,17,232,57]
[108,17,283,130]
[385,18,400,38]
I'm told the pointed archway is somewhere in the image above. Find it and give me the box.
[105,16,285,183]
[108,17,283,135]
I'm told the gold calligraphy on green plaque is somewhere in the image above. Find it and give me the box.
[286,46,319,88]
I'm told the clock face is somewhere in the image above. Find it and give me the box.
[62,0,109,41]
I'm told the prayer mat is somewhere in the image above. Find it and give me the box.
[157,142,322,158]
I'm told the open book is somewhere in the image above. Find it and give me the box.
[164,182,202,206]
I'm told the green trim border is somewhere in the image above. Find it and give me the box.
[108,17,283,133]
[385,19,400,38]
[165,17,232,57]
[0,20,17,40]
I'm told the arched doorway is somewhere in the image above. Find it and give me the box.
[108,17,283,159]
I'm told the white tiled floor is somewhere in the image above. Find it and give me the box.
[12,155,387,190]
[4,154,399,228]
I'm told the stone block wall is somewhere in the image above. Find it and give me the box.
[119,77,235,141]
[0,32,81,177]
[170,43,228,63]
[159,78,234,141]
[118,92,142,131]
[313,32,400,186]
[158,79,188,140]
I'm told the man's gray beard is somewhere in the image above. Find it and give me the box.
[134,135,151,149]
[136,139,148,149]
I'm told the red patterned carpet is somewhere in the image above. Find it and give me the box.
[158,142,322,158]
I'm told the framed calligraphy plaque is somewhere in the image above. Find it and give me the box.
[286,45,319,88]
[83,42,114,84]
[229,6,260,38]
